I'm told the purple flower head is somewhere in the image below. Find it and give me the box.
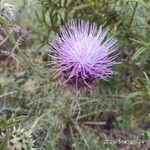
[49,20,119,90]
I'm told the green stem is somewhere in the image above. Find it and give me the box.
[128,2,138,28]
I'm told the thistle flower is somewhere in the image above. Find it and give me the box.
[49,20,119,90]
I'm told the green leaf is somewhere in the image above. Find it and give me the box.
[127,91,144,99]
[143,72,150,97]
[0,132,10,150]
[132,47,146,60]
[143,72,150,86]
[0,115,27,130]
[131,38,149,48]
[72,4,91,12]
[146,129,150,139]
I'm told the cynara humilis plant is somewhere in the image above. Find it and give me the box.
[49,20,119,90]
[1,127,36,150]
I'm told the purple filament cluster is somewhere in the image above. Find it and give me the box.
[49,20,119,90]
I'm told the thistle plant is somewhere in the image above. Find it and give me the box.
[49,20,119,90]
[6,127,36,150]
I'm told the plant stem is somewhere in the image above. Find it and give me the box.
[128,2,138,28]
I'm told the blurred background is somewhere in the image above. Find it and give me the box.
[0,0,150,149]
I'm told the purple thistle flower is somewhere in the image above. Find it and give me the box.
[49,20,119,90]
